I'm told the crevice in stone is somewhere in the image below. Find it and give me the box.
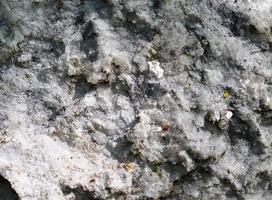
[254,170,272,193]
[159,166,212,200]
[72,75,94,100]
[61,184,102,200]
[256,103,272,127]
[80,0,113,21]
[121,8,158,42]
[219,178,245,200]
[227,112,265,155]
[47,38,65,58]
[106,136,134,163]
[182,7,213,63]
[80,21,99,62]
[143,81,167,100]
[0,175,19,200]
[152,0,163,11]
[217,4,272,52]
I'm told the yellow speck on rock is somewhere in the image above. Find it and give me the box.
[223,90,229,98]
[123,163,133,172]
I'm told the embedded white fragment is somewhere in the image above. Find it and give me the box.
[226,111,233,119]
[148,60,164,79]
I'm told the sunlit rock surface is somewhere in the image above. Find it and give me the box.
[0,0,272,199]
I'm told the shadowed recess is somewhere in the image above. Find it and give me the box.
[0,175,19,200]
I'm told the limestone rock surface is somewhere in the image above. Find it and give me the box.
[0,0,272,199]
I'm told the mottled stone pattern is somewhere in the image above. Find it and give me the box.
[0,0,272,199]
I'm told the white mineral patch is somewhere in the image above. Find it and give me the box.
[225,111,233,119]
[148,60,164,79]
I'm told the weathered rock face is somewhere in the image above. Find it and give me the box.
[0,0,272,199]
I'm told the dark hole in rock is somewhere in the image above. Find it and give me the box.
[75,11,85,25]
[47,105,61,121]
[123,10,158,42]
[106,136,133,163]
[111,79,131,97]
[61,184,101,200]
[248,24,258,35]
[92,0,113,13]
[228,113,265,155]
[0,175,19,200]
[80,21,99,62]
[255,171,272,190]
[144,82,167,100]
[48,39,65,58]
[152,0,162,10]
[73,76,93,100]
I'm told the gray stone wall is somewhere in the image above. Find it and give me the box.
[0,0,272,199]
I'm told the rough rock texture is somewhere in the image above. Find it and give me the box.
[0,0,272,199]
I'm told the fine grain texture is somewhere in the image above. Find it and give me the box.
[0,0,272,199]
